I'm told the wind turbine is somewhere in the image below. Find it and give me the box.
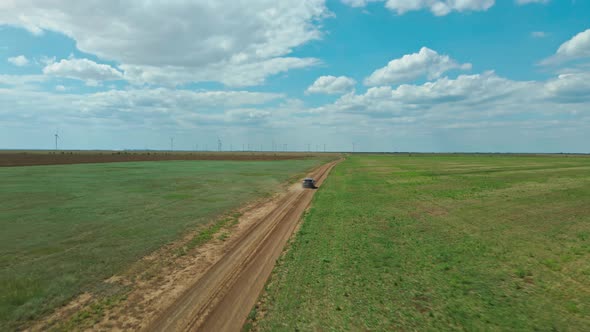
[54,130,60,150]
[217,137,222,152]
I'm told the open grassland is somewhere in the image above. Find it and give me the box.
[255,155,590,331]
[0,157,328,330]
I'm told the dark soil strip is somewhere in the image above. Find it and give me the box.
[0,152,313,167]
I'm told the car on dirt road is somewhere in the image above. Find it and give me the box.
[302,177,317,189]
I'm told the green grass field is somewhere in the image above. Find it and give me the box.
[255,155,590,331]
[0,158,325,330]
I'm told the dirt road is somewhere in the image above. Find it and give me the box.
[146,159,339,331]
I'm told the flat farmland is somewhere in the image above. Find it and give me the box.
[0,150,316,167]
[254,155,590,331]
[0,155,329,330]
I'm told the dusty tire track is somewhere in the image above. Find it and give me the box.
[147,159,340,332]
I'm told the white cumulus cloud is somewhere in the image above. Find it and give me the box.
[544,72,590,103]
[43,58,123,84]
[542,29,590,65]
[322,71,535,116]
[306,75,357,94]
[342,0,495,16]
[7,55,29,66]
[341,0,374,7]
[121,57,320,88]
[0,74,47,90]
[226,108,273,125]
[364,47,472,86]
[0,1,329,87]
[0,86,285,131]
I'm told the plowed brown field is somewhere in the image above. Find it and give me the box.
[0,151,318,167]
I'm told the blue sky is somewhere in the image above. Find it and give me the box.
[1,0,589,152]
